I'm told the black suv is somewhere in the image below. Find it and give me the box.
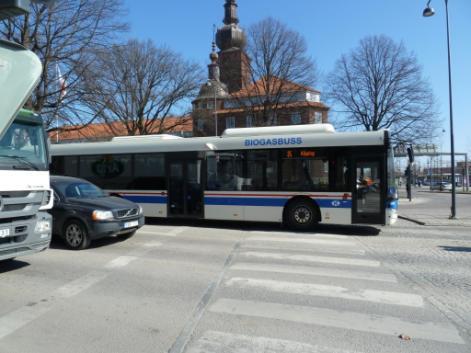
[49,176,144,249]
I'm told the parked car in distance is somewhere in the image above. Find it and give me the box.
[49,176,144,249]
[430,181,452,191]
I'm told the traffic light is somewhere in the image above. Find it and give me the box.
[407,146,414,163]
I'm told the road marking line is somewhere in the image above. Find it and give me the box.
[55,271,108,298]
[230,263,397,283]
[138,227,186,237]
[241,243,366,256]
[210,299,465,345]
[247,236,358,247]
[0,242,162,341]
[241,251,380,267]
[250,231,351,240]
[187,330,362,353]
[225,277,422,307]
[105,256,138,269]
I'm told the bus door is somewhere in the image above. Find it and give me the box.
[167,154,204,218]
[352,157,385,224]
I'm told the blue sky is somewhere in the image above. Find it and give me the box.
[122,0,471,154]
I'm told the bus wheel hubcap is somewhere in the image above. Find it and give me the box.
[294,207,311,224]
[66,225,82,246]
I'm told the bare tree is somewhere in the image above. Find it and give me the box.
[84,39,203,136]
[0,0,128,131]
[327,35,439,143]
[230,17,318,125]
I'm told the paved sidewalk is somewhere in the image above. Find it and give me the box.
[398,191,471,227]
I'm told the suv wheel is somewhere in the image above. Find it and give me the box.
[64,220,91,250]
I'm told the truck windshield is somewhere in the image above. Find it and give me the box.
[0,120,48,171]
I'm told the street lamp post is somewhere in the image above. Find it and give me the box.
[423,0,457,218]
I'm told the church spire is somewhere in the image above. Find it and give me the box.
[208,41,220,81]
[216,0,246,51]
[223,0,239,25]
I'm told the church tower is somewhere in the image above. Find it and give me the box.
[216,0,251,93]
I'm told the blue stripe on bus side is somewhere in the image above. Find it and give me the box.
[205,197,353,209]
[204,197,288,207]
[122,195,167,204]
[120,194,352,209]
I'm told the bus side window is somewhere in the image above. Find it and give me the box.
[207,152,244,191]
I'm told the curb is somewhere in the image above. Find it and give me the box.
[398,215,426,226]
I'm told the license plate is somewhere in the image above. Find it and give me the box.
[0,228,10,238]
[124,220,139,229]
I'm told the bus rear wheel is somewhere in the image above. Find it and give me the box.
[285,199,319,230]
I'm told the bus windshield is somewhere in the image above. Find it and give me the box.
[0,120,48,171]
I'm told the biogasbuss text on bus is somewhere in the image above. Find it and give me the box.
[50,124,398,230]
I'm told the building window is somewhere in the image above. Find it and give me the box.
[314,112,323,124]
[246,115,253,127]
[290,112,302,125]
[226,116,236,129]
[197,119,205,131]
[202,102,207,109]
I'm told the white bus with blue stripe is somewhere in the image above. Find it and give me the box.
[50,124,398,229]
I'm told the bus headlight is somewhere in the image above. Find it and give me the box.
[92,210,114,221]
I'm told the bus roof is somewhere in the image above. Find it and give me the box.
[51,126,388,156]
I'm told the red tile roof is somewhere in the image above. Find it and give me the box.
[51,117,192,142]
[232,76,320,98]
[217,101,328,114]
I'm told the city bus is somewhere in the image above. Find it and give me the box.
[50,124,398,229]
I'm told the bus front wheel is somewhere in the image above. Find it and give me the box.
[285,199,319,230]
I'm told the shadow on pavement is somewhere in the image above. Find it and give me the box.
[0,259,30,273]
[145,218,381,237]
[439,246,471,253]
[49,234,133,251]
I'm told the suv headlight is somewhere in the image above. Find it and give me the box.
[92,210,114,221]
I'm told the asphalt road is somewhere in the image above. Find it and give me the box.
[0,216,470,353]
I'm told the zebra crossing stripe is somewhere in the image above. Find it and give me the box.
[209,299,465,345]
[225,277,423,307]
[230,263,397,283]
[240,243,366,256]
[247,236,358,247]
[187,330,363,353]
[241,251,381,267]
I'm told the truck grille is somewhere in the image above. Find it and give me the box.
[116,208,139,219]
[0,191,44,219]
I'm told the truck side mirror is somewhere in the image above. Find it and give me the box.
[0,0,31,20]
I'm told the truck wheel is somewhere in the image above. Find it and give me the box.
[286,199,319,230]
[64,220,91,250]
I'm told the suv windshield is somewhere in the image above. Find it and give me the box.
[59,182,107,199]
[0,120,48,171]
